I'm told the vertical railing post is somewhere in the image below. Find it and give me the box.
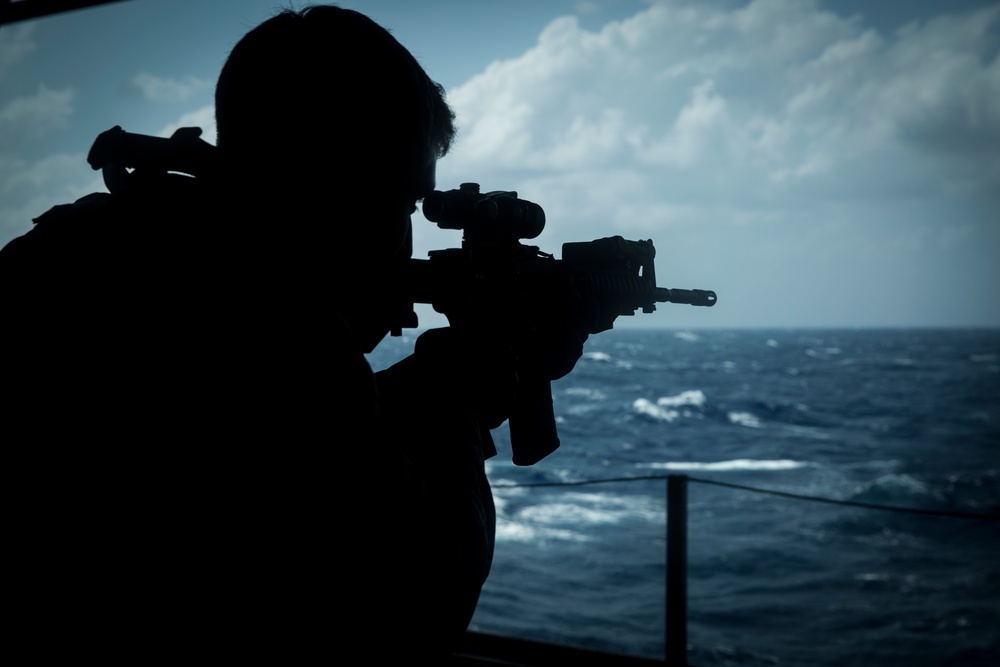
[666,474,688,666]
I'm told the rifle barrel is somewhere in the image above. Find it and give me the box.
[664,288,717,306]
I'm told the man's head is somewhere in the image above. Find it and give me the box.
[214,5,457,351]
[216,4,455,203]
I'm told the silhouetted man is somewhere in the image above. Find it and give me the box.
[2,4,591,662]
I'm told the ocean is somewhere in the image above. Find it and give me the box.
[367,327,1000,667]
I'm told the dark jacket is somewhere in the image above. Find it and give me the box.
[1,168,495,661]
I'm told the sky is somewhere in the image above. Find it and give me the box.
[1,0,998,330]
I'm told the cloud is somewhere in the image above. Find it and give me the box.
[0,22,37,79]
[125,73,212,103]
[159,105,217,144]
[874,7,1000,198]
[0,152,103,242]
[443,0,1000,204]
[634,80,738,169]
[421,0,1000,327]
[0,85,74,148]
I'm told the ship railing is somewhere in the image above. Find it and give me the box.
[466,473,1000,667]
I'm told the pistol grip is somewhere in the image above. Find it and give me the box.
[508,375,560,466]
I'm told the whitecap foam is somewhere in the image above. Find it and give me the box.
[520,502,620,526]
[633,398,679,422]
[728,411,762,428]
[639,459,808,471]
[852,473,938,500]
[494,492,662,543]
[564,386,607,400]
[494,521,585,543]
[781,424,832,440]
[658,390,706,408]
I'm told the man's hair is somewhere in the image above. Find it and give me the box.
[215,4,455,193]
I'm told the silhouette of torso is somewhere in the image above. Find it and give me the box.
[2,171,495,661]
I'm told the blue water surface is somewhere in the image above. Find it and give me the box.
[368,328,1000,667]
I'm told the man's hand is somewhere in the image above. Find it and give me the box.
[414,326,518,431]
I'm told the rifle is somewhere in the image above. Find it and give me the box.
[392,182,716,465]
[86,128,717,464]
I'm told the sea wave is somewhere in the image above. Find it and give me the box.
[633,390,707,422]
[637,459,809,471]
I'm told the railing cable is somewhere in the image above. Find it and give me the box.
[491,473,1000,521]
[685,476,999,521]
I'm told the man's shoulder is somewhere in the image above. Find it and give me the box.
[0,194,108,283]
[3,191,110,245]
[1,174,212,271]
